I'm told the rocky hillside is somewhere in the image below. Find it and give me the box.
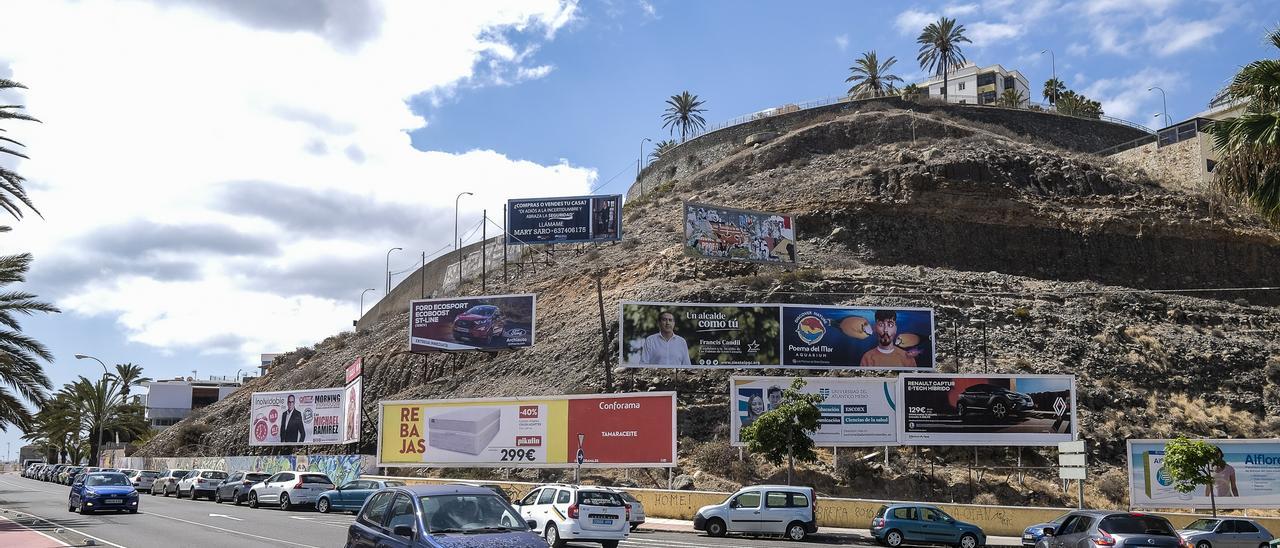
[137,107,1280,508]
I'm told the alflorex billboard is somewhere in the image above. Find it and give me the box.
[730,376,898,447]
[783,305,935,370]
[898,374,1076,446]
[683,201,797,264]
[378,392,676,468]
[506,195,622,245]
[250,388,348,446]
[1128,439,1280,509]
[409,294,535,352]
[620,301,781,368]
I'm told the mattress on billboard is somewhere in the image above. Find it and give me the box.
[428,407,503,456]
[506,194,622,245]
[619,301,780,368]
[782,305,935,370]
[1128,439,1280,509]
[409,294,535,352]
[683,201,797,264]
[730,376,898,447]
[898,374,1076,446]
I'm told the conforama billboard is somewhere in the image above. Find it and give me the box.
[506,195,622,245]
[378,392,677,468]
[409,294,535,352]
[898,374,1076,446]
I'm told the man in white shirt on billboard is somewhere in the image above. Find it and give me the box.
[640,311,691,365]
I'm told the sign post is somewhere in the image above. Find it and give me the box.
[575,433,585,484]
[1059,440,1087,508]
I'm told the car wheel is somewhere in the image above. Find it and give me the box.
[959,533,979,548]
[601,541,619,548]
[317,497,330,513]
[129,508,138,514]
[279,493,292,511]
[68,499,75,512]
[630,523,640,532]
[706,518,726,537]
[248,492,259,509]
[991,401,1009,420]
[233,491,243,506]
[957,402,967,416]
[544,523,565,548]
[787,521,807,541]
[176,486,185,499]
[1197,542,1212,548]
[215,491,223,504]
[78,501,92,515]
[886,529,904,547]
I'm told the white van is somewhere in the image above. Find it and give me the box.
[693,484,818,541]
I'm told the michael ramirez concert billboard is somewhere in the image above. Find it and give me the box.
[506,194,621,245]
[250,388,349,446]
[898,374,1076,446]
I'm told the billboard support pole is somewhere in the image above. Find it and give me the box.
[1078,479,1084,509]
[884,446,890,468]
[503,209,508,284]
[482,209,487,294]
[420,252,426,298]
[596,275,612,392]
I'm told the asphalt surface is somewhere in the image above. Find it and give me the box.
[0,473,849,548]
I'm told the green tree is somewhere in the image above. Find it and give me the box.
[900,83,923,100]
[649,139,676,161]
[846,50,904,99]
[916,17,971,101]
[0,78,42,220]
[740,377,823,485]
[1208,26,1280,223]
[1163,437,1225,516]
[1043,78,1066,105]
[661,91,707,143]
[998,88,1026,108]
[1056,90,1104,118]
[110,362,151,399]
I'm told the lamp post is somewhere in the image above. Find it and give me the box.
[1040,49,1057,106]
[359,288,377,318]
[385,248,402,294]
[455,192,473,293]
[74,353,111,467]
[1148,86,1170,127]
[637,137,652,179]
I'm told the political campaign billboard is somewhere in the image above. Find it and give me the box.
[730,376,898,447]
[378,392,677,468]
[782,305,935,370]
[506,195,622,245]
[250,388,348,446]
[898,374,1076,446]
[683,201,797,264]
[409,294,535,352]
[620,301,781,368]
[1128,439,1280,509]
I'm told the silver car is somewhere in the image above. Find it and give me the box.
[128,470,160,491]
[1039,511,1181,548]
[247,471,335,511]
[177,469,229,500]
[1180,518,1273,548]
[617,491,646,532]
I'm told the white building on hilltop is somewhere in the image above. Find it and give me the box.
[142,377,241,429]
[916,62,1032,106]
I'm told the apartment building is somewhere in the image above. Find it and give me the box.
[916,62,1032,106]
[142,377,241,428]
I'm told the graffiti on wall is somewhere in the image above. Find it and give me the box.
[128,454,373,485]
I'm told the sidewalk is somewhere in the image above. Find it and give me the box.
[637,517,1024,546]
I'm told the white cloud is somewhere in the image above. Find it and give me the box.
[1143,17,1225,56]
[943,3,979,16]
[1066,42,1089,56]
[834,34,849,52]
[1080,67,1182,121]
[1084,0,1177,16]
[968,21,1024,47]
[638,0,656,18]
[1,0,593,362]
[894,9,938,35]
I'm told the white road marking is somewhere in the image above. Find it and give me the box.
[0,514,71,546]
[288,516,316,520]
[0,507,128,548]
[208,513,244,521]
[142,510,321,548]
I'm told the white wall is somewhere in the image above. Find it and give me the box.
[145,383,193,409]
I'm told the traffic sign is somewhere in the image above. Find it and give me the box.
[1059,467,1087,480]
[1058,440,1085,453]
[1058,453,1086,467]
[576,449,585,465]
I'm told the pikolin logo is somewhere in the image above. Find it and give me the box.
[794,311,828,345]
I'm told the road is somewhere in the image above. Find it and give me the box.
[0,473,853,548]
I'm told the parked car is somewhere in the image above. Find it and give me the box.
[1023,513,1070,548]
[248,471,335,510]
[45,464,66,482]
[514,483,630,548]
[448,482,509,500]
[68,471,139,515]
[452,305,506,344]
[177,469,229,500]
[128,470,161,492]
[60,466,84,485]
[1036,511,1181,548]
[1179,517,1273,548]
[956,383,1034,421]
[616,491,646,532]
[215,471,271,505]
[871,503,985,548]
[318,479,406,513]
[694,484,818,542]
[347,484,544,548]
[151,469,190,496]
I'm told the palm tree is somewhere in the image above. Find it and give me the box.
[900,83,923,100]
[661,91,707,143]
[0,245,56,432]
[649,139,677,161]
[999,88,1026,108]
[111,362,151,400]
[916,17,971,101]
[0,79,42,220]
[1043,78,1066,105]
[845,50,904,99]
[1208,27,1280,223]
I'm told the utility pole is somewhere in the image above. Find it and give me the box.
[481,210,487,294]
[596,275,612,391]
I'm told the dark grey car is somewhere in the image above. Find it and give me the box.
[1036,511,1182,548]
[214,471,271,505]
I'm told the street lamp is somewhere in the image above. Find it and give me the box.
[1148,86,1171,127]
[1040,49,1057,106]
[455,191,473,293]
[358,288,377,320]
[638,137,652,178]
[74,353,111,467]
[385,247,402,294]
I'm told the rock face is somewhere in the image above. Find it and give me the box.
[138,108,1280,507]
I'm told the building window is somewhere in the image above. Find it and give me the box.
[1004,76,1017,91]
[959,99,967,104]
[977,72,996,87]
[958,82,966,90]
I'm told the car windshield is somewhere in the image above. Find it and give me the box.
[1101,515,1177,536]
[201,471,228,479]
[420,494,524,533]
[86,474,130,487]
[578,491,624,506]
[468,306,496,316]
[618,492,638,503]
[246,473,270,482]
[173,470,190,478]
[140,471,159,477]
[301,474,332,484]
[1184,519,1220,532]
[384,481,406,487]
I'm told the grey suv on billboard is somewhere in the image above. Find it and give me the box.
[956,384,1034,421]
[452,305,506,344]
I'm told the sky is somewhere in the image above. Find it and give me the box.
[0,0,1275,457]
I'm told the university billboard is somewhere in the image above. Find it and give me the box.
[1128,439,1280,509]
[898,374,1076,446]
[620,302,781,368]
[683,201,797,264]
[378,392,677,468]
[730,376,898,447]
[409,294,535,352]
[506,194,622,245]
[782,305,935,370]
[250,388,348,446]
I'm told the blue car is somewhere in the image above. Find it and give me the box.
[871,503,986,548]
[347,484,544,548]
[1022,513,1070,548]
[317,479,406,514]
[69,471,139,515]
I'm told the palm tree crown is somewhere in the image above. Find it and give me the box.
[1208,27,1280,222]
[0,78,42,220]
[846,51,904,99]
[649,139,677,161]
[661,91,708,143]
[1043,78,1067,105]
[916,17,971,100]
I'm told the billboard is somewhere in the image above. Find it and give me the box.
[620,301,780,368]
[506,195,622,245]
[730,376,898,447]
[378,392,677,468]
[898,374,1076,446]
[409,294,535,352]
[250,388,347,446]
[782,305,935,370]
[683,201,797,264]
[342,357,363,444]
[1128,439,1280,509]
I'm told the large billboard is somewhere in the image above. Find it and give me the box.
[1128,439,1280,509]
[620,302,781,368]
[782,305,935,370]
[378,392,677,468]
[409,294,535,352]
[730,376,898,447]
[683,201,797,264]
[506,195,622,245]
[250,388,348,446]
[342,357,363,444]
[898,374,1076,446]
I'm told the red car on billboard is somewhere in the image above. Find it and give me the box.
[452,305,506,344]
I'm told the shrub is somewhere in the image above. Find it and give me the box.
[177,422,212,449]
[1097,470,1128,503]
